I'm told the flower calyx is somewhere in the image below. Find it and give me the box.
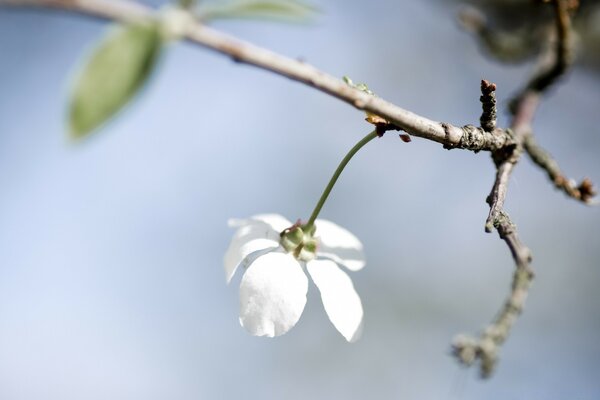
[280,221,318,262]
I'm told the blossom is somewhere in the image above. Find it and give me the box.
[224,214,365,342]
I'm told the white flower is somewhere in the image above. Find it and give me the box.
[224,214,365,342]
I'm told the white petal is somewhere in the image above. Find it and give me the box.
[307,259,364,342]
[224,220,278,284]
[224,237,278,284]
[239,252,308,337]
[224,214,292,283]
[228,214,292,235]
[314,219,365,271]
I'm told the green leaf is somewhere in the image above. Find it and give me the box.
[69,21,162,140]
[198,0,318,23]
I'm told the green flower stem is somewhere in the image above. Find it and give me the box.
[305,129,379,229]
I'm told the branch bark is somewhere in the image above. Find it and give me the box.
[453,0,583,378]
[524,135,596,202]
[0,0,517,151]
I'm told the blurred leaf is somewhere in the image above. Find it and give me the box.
[198,0,318,23]
[69,21,162,140]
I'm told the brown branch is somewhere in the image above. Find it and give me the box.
[531,0,574,92]
[452,0,583,378]
[453,211,533,378]
[454,40,543,375]
[510,0,575,111]
[485,92,539,233]
[514,0,595,203]
[453,91,537,378]
[486,0,578,282]
[524,135,596,202]
[0,0,514,152]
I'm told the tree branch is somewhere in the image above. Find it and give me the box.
[524,135,596,203]
[452,0,586,378]
[515,0,595,204]
[0,0,517,151]
[453,211,533,378]
[485,92,539,233]
[510,0,575,107]
[453,89,537,378]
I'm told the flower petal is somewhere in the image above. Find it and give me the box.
[306,259,364,342]
[229,214,292,236]
[224,214,292,283]
[314,219,365,271]
[239,252,308,337]
[224,237,279,284]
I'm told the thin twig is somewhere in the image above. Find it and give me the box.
[480,79,497,133]
[453,212,533,378]
[456,69,540,379]
[524,135,596,202]
[518,0,573,96]
[487,0,579,235]
[510,0,575,110]
[453,91,537,378]
[516,0,595,203]
[453,0,580,378]
[485,92,538,233]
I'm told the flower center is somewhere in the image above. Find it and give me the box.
[280,224,318,262]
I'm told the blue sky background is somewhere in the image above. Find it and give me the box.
[0,1,599,399]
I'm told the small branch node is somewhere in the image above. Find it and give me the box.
[456,125,515,153]
[367,116,402,137]
[441,123,456,150]
[577,177,596,203]
[480,79,497,132]
[399,133,412,143]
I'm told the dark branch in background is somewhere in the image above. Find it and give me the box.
[510,0,574,106]
[453,0,591,378]
[0,0,595,379]
[517,0,594,203]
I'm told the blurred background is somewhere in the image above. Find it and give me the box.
[1,0,599,399]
